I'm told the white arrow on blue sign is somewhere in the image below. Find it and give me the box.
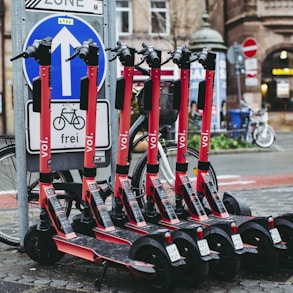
[23,14,106,100]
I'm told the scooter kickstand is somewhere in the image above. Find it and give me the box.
[95,260,109,291]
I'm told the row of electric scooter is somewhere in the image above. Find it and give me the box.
[10,38,293,292]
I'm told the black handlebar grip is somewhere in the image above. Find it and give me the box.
[172,48,183,65]
[120,46,135,66]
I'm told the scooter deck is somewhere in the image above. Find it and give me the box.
[93,225,143,245]
[53,233,155,275]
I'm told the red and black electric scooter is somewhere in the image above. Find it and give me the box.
[11,37,181,291]
[132,43,247,281]
[191,48,288,273]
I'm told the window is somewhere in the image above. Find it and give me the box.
[150,0,169,35]
[116,0,132,35]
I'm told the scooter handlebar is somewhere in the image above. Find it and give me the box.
[137,43,161,68]
[66,39,98,65]
[197,48,209,65]
[106,40,135,66]
[10,37,52,61]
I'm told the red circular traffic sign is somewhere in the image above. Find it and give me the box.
[242,38,258,58]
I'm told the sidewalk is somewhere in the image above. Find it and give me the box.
[0,186,293,292]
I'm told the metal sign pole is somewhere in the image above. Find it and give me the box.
[11,0,29,247]
[104,0,118,208]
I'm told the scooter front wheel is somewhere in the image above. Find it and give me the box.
[205,233,241,280]
[134,246,173,293]
[24,224,65,265]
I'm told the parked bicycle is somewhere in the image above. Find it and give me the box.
[244,108,275,148]
[0,138,74,247]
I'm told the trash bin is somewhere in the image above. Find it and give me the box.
[228,109,250,136]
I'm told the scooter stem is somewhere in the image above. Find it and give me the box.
[174,54,191,194]
[196,52,216,192]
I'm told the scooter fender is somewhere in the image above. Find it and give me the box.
[274,217,293,249]
[203,225,245,255]
[128,230,185,267]
[171,228,219,261]
[275,214,293,224]
[223,192,252,216]
[237,219,287,250]
[213,222,258,254]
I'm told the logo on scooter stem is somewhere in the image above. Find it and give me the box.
[120,131,129,151]
[201,130,209,148]
[178,130,186,149]
[149,131,157,150]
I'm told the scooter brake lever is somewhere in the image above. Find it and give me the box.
[65,49,80,62]
[10,52,25,61]
[161,55,172,66]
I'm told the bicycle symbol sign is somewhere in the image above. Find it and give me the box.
[53,108,85,131]
[26,100,111,153]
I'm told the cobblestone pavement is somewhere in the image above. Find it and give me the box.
[0,186,293,292]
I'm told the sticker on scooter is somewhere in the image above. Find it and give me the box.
[231,234,244,250]
[270,228,282,244]
[166,243,181,263]
[197,239,211,256]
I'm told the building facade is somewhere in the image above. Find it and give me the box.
[209,0,293,129]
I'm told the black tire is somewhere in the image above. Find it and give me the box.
[132,145,218,208]
[24,224,64,265]
[206,233,241,280]
[0,145,73,247]
[276,225,293,269]
[135,246,173,293]
[253,125,275,148]
[174,238,208,287]
[241,229,278,273]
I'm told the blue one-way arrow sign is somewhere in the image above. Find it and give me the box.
[23,14,106,100]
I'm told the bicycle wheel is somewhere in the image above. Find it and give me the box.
[131,144,218,208]
[253,124,275,148]
[0,145,73,247]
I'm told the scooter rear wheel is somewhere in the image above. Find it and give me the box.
[174,238,208,287]
[206,233,241,280]
[241,228,278,273]
[134,246,173,293]
[24,224,64,265]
